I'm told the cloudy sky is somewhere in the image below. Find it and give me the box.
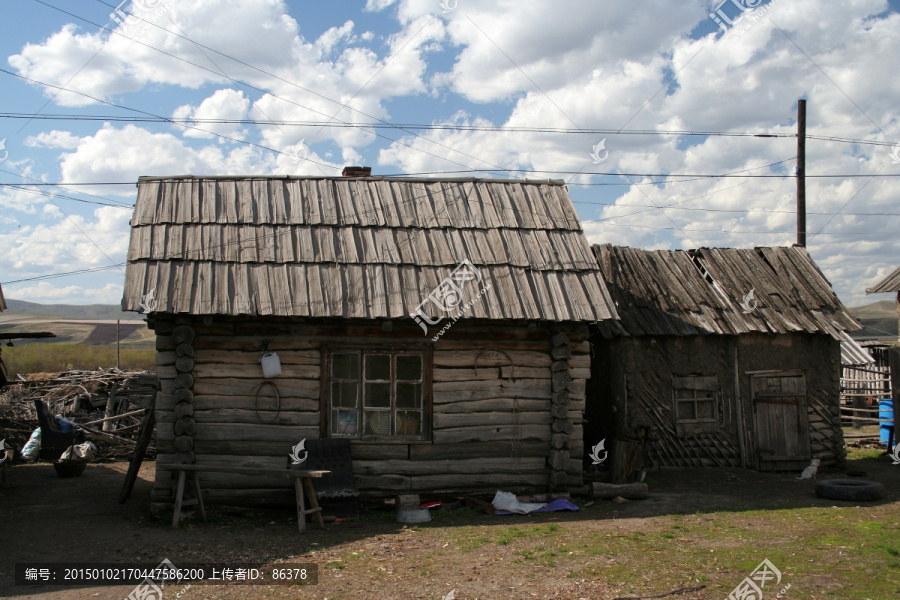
[1,0,898,310]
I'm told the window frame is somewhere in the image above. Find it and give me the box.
[321,344,433,442]
[672,375,720,435]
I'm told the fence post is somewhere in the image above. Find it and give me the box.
[889,348,899,449]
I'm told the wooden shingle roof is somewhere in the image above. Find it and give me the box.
[593,244,859,338]
[866,265,900,294]
[122,176,617,321]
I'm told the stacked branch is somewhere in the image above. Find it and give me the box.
[0,368,158,460]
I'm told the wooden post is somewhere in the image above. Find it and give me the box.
[103,383,118,432]
[116,319,120,370]
[796,98,807,247]
[890,347,899,450]
[734,347,747,468]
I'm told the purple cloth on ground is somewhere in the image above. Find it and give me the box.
[494,498,580,516]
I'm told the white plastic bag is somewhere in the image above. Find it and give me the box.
[21,428,41,461]
[491,490,547,514]
[61,441,97,461]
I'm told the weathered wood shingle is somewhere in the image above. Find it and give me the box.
[593,244,859,338]
[124,176,617,322]
[866,264,900,294]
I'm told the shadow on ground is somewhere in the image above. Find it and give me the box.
[0,455,897,599]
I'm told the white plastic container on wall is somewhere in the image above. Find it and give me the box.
[260,352,282,378]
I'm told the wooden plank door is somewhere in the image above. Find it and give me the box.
[750,372,811,471]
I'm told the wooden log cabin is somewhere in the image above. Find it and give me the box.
[589,244,861,478]
[121,174,618,508]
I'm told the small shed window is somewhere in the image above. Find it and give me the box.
[673,376,719,435]
[327,350,426,439]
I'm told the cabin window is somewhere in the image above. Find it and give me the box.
[672,376,719,435]
[328,350,426,439]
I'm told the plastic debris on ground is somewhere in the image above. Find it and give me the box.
[61,441,98,461]
[491,490,580,515]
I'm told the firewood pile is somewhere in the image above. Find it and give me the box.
[0,368,158,460]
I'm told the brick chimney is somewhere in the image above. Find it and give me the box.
[342,166,372,177]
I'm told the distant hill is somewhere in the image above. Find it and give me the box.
[3,299,134,321]
[849,299,896,320]
[846,299,897,340]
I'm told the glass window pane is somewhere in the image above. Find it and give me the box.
[397,355,422,381]
[333,410,358,435]
[365,354,391,380]
[331,381,358,408]
[677,401,695,421]
[332,353,358,380]
[396,411,421,436]
[397,382,422,408]
[365,410,391,435]
[365,382,391,408]
[696,400,715,420]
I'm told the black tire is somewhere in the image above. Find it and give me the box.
[815,479,884,501]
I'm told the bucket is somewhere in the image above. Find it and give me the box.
[260,352,282,378]
[396,507,431,524]
[879,398,893,446]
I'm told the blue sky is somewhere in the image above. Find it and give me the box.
[1,0,899,308]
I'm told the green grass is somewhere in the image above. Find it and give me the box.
[846,447,887,460]
[2,342,155,374]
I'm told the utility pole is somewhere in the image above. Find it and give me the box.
[796,98,806,246]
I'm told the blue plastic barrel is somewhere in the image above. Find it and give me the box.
[880,399,894,446]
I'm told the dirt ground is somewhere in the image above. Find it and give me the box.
[1,455,898,600]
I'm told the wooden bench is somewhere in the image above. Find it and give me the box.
[157,465,330,533]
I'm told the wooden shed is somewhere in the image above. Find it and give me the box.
[588,244,860,477]
[122,175,618,508]
[866,264,900,343]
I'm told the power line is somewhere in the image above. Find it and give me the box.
[590,221,890,235]
[0,112,802,136]
[7,171,899,188]
[33,0,507,174]
[0,167,135,207]
[3,263,126,285]
[572,200,900,217]
[10,112,897,148]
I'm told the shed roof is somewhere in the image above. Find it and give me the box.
[122,176,617,322]
[866,265,900,294]
[840,331,875,366]
[593,244,859,338]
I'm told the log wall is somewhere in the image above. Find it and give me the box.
[150,315,590,509]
